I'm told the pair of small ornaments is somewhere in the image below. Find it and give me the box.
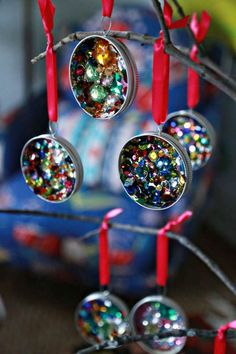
[21,0,214,211]
[74,210,190,354]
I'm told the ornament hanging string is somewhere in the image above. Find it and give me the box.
[214,321,236,354]
[99,208,123,288]
[152,0,189,125]
[188,11,211,109]
[157,210,192,288]
[101,0,114,18]
[38,0,58,122]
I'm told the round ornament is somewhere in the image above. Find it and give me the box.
[21,134,83,203]
[75,291,129,344]
[130,295,187,354]
[118,132,192,210]
[163,110,215,170]
[69,35,138,119]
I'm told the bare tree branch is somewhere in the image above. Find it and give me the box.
[170,0,236,90]
[31,27,236,101]
[0,208,236,296]
[75,329,236,354]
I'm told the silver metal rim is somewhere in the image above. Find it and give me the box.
[129,295,187,354]
[20,134,83,203]
[69,34,137,120]
[118,132,193,211]
[166,110,216,170]
[75,291,129,345]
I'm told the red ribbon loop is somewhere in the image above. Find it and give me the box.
[163,0,189,30]
[38,0,58,122]
[214,321,236,354]
[152,0,189,125]
[187,11,211,109]
[152,33,170,125]
[102,0,114,18]
[99,208,123,288]
[157,210,192,287]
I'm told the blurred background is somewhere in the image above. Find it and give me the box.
[0,1,235,354]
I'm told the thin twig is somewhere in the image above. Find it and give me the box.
[31,29,236,101]
[0,208,236,296]
[171,0,205,56]
[168,232,236,296]
[31,30,156,63]
[75,329,236,354]
[151,0,236,99]
[171,0,236,90]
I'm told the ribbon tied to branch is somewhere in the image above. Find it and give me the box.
[157,210,192,287]
[153,0,189,125]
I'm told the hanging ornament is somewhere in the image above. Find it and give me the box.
[69,0,138,119]
[163,110,215,171]
[130,212,191,354]
[130,295,187,354]
[21,125,83,203]
[21,0,83,202]
[119,132,192,210]
[118,1,192,210]
[75,209,129,344]
[163,11,215,170]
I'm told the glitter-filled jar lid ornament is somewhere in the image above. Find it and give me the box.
[21,129,83,203]
[163,12,214,171]
[69,0,138,119]
[163,110,215,170]
[21,0,84,203]
[118,1,191,210]
[129,212,191,354]
[75,290,129,344]
[130,295,187,354]
[119,132,192,210]
[69,34,138,119]
[75,209,129,344]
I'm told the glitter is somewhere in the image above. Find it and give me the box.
[130,296,187,354]
[189,145,196,152]
[119,134,190,210]
[70,35,137,119]
[163,112,215,170]
[75,292,129,344]
[21,135,83,202]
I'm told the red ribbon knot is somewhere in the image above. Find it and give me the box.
[99,208,123,287]
[157,210,192,287]
[38,0,58,122]
[214,321,236,354]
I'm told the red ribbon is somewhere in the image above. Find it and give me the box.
[102,0,114,18]
[99,208,123,287]
[188,11,211,109]
[157,210,192,287]
[38,0,58,122]
[153,0,189,125]
[214,321,236,354]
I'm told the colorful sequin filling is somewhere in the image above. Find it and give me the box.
[76,295,128,344]
[70,36,129,119]
[119,135,187,209]
[21,137,77,202]
[163,115,213,170]
[132,299,186,354]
